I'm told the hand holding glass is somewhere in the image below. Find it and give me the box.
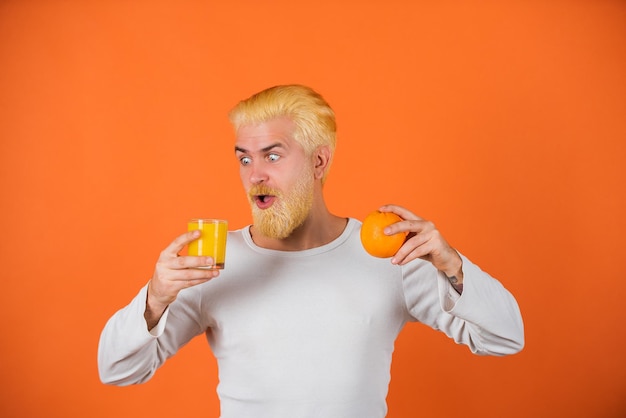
[187,219,228,269]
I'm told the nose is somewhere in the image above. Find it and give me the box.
[247,162,269,185]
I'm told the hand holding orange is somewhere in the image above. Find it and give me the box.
[360,210,408,258]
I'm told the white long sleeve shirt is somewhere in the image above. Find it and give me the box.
[98,218,524,418]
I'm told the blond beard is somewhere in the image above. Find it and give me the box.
[248,168,314,239]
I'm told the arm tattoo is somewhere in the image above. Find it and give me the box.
[447,275,463,295]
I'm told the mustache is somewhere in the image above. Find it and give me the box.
[248,184,281,199]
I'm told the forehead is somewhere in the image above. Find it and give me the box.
[235,117,297,150]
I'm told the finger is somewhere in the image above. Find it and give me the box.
[149,267,219,301]
[172,267,220,283]
[165,255,216,270]
[391,234,433,265]
[161,230,202,258]
[182,277,215,288]
[384,218,434,237]
[154,267,219,288]
[393,247,431,266]
[378,204,422,221]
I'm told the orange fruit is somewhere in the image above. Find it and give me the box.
[360,210,407,258]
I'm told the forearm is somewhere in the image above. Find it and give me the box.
[442,255,524,355]
[98,284,206,386]
[98,285,163,385]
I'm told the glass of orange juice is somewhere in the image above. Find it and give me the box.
[187,219,228,269]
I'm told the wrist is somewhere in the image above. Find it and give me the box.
[443,254,463,283]
[145,282,170,330]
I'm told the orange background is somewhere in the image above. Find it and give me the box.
[1,1,625,417]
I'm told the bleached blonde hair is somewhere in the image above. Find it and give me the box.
[229,84,336,182]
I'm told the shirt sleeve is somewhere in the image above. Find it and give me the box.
[401,254,524,356]
[97,284,205,385]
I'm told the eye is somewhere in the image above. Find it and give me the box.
[267,153,280,162]
[239,156,252,166]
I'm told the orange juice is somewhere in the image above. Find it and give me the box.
[187,219,228,269]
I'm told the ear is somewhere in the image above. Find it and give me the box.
[313,145,332,180]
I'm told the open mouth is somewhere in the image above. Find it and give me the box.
[254,194,276,209]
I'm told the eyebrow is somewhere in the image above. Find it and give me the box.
[234,142,285,154]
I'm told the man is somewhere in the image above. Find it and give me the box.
[98,85,524,418]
